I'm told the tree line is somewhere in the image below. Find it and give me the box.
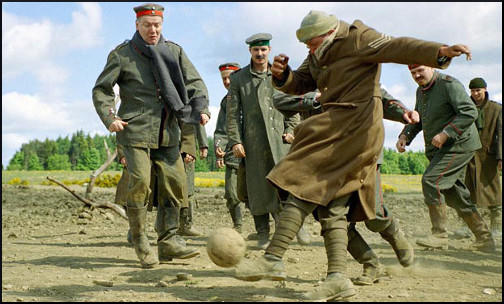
[6,131,427,174]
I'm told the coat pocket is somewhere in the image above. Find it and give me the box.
[119,108,144,121]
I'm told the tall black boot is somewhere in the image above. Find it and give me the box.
[229,204,243,233]
[253,214,270,249]
[127,206,159,268]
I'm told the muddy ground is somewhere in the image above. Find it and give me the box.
[2,184,502,302]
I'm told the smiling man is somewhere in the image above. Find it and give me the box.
[92,3,209,268]
[397,66,495,253]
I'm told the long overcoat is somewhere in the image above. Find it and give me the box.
[465,96,502,207]
[226,63,300,215]
[268,20,449,222]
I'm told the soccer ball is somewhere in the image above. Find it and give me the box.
[206,227,246,267]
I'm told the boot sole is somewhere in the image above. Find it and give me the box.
[159,251,200,263]
[140,261,159,269]
[310,288,357,302]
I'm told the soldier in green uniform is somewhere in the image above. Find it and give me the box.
[397,65,495,252]
[234,10,474,301]
[273,87,416,285]
[226,33,303,249]
[92,3,209,268]
[214,62,245,232]
[465,77,502,237]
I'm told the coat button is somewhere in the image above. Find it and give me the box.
[360,179,364,183]
[322,65,327,69]
[324,87,328,91]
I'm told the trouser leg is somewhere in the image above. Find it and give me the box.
[225,166,243,231]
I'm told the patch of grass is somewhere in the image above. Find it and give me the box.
[381,174,422,194]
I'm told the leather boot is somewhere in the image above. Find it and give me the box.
[379,218,414,267]
[229,204,243,233]
[347,223,386,285]
[127,206,159,268]
[157,205,200,262]
[416,204,449,249]
[489,206,502,238]
[304,272,356,301]
[296,220,311,245]
[178,199,203,237]
[253,214,270,249]
[234,253,286,282]
[460,210,496,252]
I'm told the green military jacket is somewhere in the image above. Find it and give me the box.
[226,62,301,215]
[93,39,207,151]
[401,72,481,159]
[214,95,241,168]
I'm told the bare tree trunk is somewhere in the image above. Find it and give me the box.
[47,176,127,220]
[85,144,118,199]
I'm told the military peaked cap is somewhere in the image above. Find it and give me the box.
[134,3,164,18]
[245,33,272,47]
[218,62,241,71]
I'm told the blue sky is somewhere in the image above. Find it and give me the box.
[2,2,502,168]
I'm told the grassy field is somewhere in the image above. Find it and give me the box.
[2,170,425,193]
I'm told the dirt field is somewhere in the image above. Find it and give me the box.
[2,183,502,302]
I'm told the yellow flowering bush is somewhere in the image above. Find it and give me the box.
[382,183,398,193]
[195,177,225,188]
[7,177,29,185]
[95,174,121,188]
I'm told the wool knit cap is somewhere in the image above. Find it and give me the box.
[469,77,487,89]
[296,10,339,43]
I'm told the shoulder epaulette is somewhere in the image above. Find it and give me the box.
[440,74,453,82]
[113,39,129,51]
[489,100,502,107]
[164,39,181,48]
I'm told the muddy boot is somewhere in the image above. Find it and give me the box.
[296,220,311,245]
[347,223,386,285]
[453,215,472,239]
[304,272,356,301]
[177,199,203,237]
[254,214,270,249]
[460,210,496,253]
[229,204,243,233]
[234,253,286,282]
[489,206,502,238]
[127,206,159,268]
[416,204,449,249]
[379,218,414,267]
[158,205,200,262]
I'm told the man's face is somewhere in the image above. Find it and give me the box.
[305,30,334,54]
[136,15,163,45]
[249,46,271,65]
[471,87,487,103]
[409,65,435,86]
[221,70,233,90]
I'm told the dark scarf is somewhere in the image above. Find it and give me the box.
[130,31,205,124]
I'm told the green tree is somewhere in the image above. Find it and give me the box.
[69,130,88,169]
[76,147,101,170]
[27,153,43,170]
[7,151,25,170]
[47,154,72,170]
[56,136,71,155]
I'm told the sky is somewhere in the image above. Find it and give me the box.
[2,2,502,168]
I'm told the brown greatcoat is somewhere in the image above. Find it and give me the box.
[268,19,449,222]
[465,95,502,207]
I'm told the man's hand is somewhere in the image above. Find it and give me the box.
[215,146,226,158]
[432,132,449,149]
[403,110,420,124]
[184,153,195,164]
[439,44,472,61]
[271,54,289,80]
[216,158,225,169]
[108,120,128,132]
[200,113,210,126]
[200,147,208,159]
[119,156,127,168]
[232,144,246,158]
[396,135,407,153]
[282,133,295,144]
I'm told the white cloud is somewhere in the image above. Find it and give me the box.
[2,92,73,132]
[205,105,220,138]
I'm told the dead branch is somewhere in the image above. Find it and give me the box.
[85,148,118,199]
[47,176,127,220]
